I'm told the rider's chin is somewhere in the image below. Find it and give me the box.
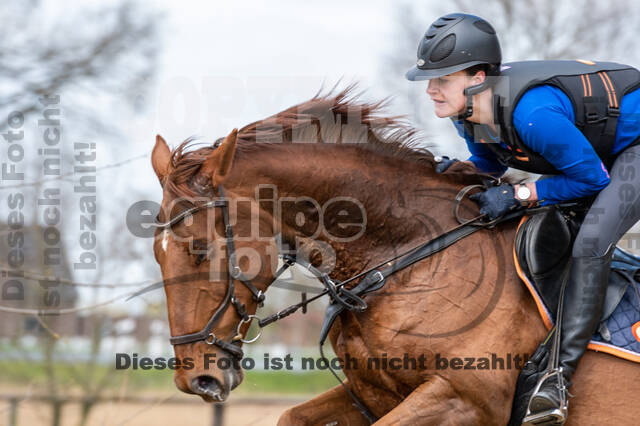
[433,102,450,116]
[435,107,453,118]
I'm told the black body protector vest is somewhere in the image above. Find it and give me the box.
[457,60,640,174]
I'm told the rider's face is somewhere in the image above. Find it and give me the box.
[426,70,473,118]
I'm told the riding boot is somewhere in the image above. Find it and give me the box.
[527,244,615,418]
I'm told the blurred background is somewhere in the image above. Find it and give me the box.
[1,0,639,425]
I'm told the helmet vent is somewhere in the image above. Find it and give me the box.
[429,34,456,62]
[473,20,495,34]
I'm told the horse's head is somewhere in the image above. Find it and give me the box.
[151,130,277,402]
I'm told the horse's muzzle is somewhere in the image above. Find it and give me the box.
[189,367,243,402]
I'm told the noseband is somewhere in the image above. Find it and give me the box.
[155,176,532,423]
[154,183,371,360]
[153,181,521,360]
[154,186,265,360]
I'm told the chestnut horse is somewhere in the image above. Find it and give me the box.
[150,90,639,425]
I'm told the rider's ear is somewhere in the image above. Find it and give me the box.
[152,134,172,184]
[472,70,486,86]
[198,128,238,187]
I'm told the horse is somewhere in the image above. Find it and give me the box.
[150,89,640,425]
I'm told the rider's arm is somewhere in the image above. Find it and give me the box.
[452,120,508,176]
[513,86,611,206]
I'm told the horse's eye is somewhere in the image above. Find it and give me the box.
[192,239,210,265]
[195,253,207,266]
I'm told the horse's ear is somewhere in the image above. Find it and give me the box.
[214,128,238,185]
[152,134,172,183]
[198,128,238,187]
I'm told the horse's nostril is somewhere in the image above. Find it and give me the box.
[191,375,226,401]
[198,375,215,389]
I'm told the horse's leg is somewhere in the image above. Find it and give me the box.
[277,381,370,426]
[373,375,498,426]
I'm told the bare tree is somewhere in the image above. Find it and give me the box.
[445,0,640,62]
[0,1,163,425]
[0,0,160,134]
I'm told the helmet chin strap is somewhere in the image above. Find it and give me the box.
[458,81,490,120]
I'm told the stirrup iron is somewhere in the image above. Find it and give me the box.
[522,368,568,426]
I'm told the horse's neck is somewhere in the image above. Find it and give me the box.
[232,145,463,280]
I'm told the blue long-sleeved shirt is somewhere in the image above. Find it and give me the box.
[453,85,640,205]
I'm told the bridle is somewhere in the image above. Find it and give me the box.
[154,186,268,360]
[153,181,528,356]
[154,183,377,360]
[154,177,531,423]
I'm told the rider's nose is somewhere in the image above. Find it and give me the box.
[426,81,437,95]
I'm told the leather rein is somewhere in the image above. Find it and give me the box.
[155,181,526,423]
[154,181,523,348]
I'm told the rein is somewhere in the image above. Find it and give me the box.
[155,180,527,422]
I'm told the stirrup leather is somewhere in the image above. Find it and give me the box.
[522,368,569,425]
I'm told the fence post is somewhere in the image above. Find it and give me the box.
[52,398,63,426]
[212,403,224,426]
[8,397,18,426]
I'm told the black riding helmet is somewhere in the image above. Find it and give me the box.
[405,13,502,118]
[406,13,501,81]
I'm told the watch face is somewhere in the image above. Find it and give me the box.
[517,186,531,200]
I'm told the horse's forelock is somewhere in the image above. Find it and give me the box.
[165,137,215,198]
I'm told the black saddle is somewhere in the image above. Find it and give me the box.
[510,206,640,426]
[514,206,635,324]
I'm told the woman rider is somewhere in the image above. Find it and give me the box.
[405,12,640,424]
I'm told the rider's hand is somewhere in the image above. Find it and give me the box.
[434,156,459,173]
[469,184,521,220]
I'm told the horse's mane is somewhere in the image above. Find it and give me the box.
[233,86,434,162]
[166,86,482,197]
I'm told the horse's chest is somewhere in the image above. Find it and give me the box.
[331,313,418,392]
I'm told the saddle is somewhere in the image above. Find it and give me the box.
[514,206,640,362]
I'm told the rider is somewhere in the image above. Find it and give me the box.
[405,12,640,423]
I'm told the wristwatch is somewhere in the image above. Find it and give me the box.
[515,185,531,203]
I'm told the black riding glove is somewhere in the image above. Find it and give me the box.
[469,184,521,220]
[435,156,459,173]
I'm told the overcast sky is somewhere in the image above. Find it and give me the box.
[65,0,432,312]
[100,0,434,212]
[22,0,640,313]
[130,0,407,146]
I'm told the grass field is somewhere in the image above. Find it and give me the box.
[0,359,338,396]
[0,359,340,425]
